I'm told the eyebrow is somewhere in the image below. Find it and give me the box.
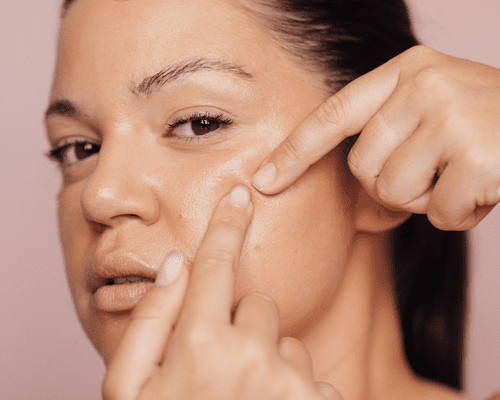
[130,58,254,97]
[45,58,254,120]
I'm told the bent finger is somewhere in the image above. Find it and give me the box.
[103,252,188,400]
[250,54,403,195]
[427,158,500,230]
[177,185,253,329]
[373,124,442,212]
[347,81,421,192]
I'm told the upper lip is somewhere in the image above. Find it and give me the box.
[87,252,158,293]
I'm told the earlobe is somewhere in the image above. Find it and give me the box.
[353,188,412,233]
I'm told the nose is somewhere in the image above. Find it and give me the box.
[80,136,161,227]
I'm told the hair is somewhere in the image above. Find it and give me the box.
[235,0,467,389]
[61,0,467,390]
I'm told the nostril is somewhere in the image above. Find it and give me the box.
[78,145,161,227]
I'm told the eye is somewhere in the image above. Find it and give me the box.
[47,138,100,169]
[165,111,233,140]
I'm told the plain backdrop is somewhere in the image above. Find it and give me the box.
[1,1,499,399]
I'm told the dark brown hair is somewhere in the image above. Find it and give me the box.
[238,1,467,389]
[61,0,467,389]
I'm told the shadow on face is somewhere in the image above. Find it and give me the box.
[47,0,357,363]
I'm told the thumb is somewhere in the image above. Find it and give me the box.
[103,251,188,400]
[316,381,344,400]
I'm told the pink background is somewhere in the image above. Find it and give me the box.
[1,0,498,398]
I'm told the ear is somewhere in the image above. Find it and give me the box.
[353,188,412,233]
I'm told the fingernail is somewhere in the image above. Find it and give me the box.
[228,185,251,208]
[251,163,276,191]
[155,250,184,286]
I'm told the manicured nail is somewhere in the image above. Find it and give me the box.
[155,250,184,286]
[228,185,251,208]
[251,163,276,191]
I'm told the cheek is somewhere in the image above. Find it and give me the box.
[167,144,265,261]
[234,152,355,337]
[165,145,355,338]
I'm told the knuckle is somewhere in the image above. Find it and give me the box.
[347,146,369,179]
[402,44,434,61]
[281,135,307,162]
[216,212,247,232]
[201,247,237,268]
[411,66,451,98]
[241,335,272,372]
[460,145,490,172]
[438,103,468,136]
[245,335,268,360]
[184,324,216,351]
[314,94,347,132]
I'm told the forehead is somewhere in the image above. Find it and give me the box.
[53,0,297,102]
[58,0,269,76]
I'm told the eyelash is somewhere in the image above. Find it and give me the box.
[46,138,101,168]
[46,111,233,167]
[164,111,233,141]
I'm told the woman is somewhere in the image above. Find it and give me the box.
[45,0,500,398]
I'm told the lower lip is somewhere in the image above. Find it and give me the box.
[92,282,155,312]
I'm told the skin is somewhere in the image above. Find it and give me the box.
[48,0,360,387]
[45,0,500,399]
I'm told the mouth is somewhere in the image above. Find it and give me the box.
[88,253,159,313]
[93,277,156,313]
[104,276,155,285]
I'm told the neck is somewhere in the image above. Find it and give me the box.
[297,232,420,400]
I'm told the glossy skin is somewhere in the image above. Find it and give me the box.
[47,0,356,367]
[46,0,500,399]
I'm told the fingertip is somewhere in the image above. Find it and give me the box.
[251,162,276,192]
[156,250,185,286]
[228,185,251,208]
[250,161,306,195]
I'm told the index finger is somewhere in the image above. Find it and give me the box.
[177,185,253,327]
[250,50,403,195]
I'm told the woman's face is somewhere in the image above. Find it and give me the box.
[47,0,358,364]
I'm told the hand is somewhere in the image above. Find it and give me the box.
[102,185,342,400]
[250,45,500,231]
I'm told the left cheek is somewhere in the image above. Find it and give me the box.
[235,157,355,324]
[174,144,266,257]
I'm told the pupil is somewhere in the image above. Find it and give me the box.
[192,119,220,136]
[75,142,99,160]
